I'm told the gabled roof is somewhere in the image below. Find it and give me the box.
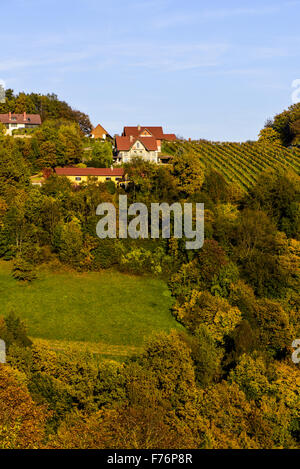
[123,126,164,139]
[0,113,41,125]
[115,136,158,151]
[122,126,177,141]
[55,167,124,177]
[91,124,110,136]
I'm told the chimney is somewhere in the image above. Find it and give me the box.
[9,111,11,120]
[130,135,134,142]
[137,124,141,131]
[24,111,26,121]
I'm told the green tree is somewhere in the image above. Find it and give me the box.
[269,102,300,146]
[171,149,204,195]
[181,326,222,387]
[258,127,282,146]
[53,220,84,267]
[12,257,37,282]
[174,290,242,344]
[244,170,300,239]
[0,312,32,350]
[86,141,113,168]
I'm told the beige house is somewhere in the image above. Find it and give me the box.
[115,135,159,163]
[115,125,177,163]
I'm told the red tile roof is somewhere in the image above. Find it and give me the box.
[123,126,164,139]
[115,136,158,151]
[115,136,131,151]
[0,113,41,125]
[55,167,124,176]
[163,133,177,141]
[122,126,177,142]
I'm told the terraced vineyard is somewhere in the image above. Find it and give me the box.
[163,140,300,190]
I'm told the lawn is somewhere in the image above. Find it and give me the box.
[0,261,179,356]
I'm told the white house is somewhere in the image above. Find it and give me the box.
[0,112,41,136]
[115,135,159,163]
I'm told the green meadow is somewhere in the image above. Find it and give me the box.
[0,261,179,358]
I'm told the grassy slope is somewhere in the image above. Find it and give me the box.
[0,261,179,357]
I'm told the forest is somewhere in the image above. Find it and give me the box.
[0,91,299,449]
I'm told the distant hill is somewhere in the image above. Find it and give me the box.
[163,140,300,190]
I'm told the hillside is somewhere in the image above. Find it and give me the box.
[163,140,300,190]
[0,261,178,359]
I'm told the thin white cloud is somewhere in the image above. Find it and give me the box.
[202,6,281,19]
[251,46,295,59]
[0,47,101,72]
[285,0,300,5]
[152,3,295,29]
[0,59,36,72]
[1,38,230,74]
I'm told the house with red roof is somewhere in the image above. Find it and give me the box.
[0,112,41,136]
[114,125,176,163]
[55,167,124,185]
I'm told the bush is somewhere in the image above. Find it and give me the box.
[119,247,172,276]
[181,327,222,387]
[173,290,242,344]
[92,239,123,269]
[11,258,37,282]
[0,312,32,351]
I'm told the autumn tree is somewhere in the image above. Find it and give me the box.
[0,365,47,449]
[173,290,242,344]
[171,148,204,195]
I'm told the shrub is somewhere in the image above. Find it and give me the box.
[0,313,32,351]
[11,258,37,282]
[173,290,242,344]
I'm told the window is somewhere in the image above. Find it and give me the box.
[10,123,17,128]
[75,176,81,181]
[136,142,140,148]
[106,177,111,181]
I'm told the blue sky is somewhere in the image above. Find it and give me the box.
[1,0,300,140]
